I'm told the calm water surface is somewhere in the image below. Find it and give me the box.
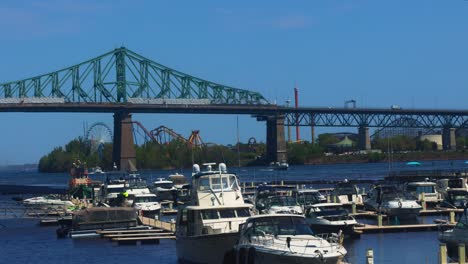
[1,160,465,263]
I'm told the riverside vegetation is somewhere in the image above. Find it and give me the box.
[38,134,468,172]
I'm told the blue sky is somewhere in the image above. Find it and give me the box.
[0,0,467,164]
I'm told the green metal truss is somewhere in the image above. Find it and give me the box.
[0,47,269,105]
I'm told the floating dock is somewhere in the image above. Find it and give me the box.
[354,223,455,234]
[96,228,175,245]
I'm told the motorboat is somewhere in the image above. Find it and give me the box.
[23,195,74,209]
[98,179,126,205]
[294,189,327,207]
[254,184,296,214]
[440,189,468,209]
[124,174,151,204]
[175,163,253,264]
[304,203,358,236]
[152,178,177,201]
[331,180,363,205]
[437,178,468,199]
[405,181,441,204]
[364,185,421,220]
[263,195,303,215]
[268,161,289,171]
[438,208,468,259]
[131,193,161,218]
[233,214,347,264]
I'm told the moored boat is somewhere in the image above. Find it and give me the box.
[304,203,358,236]
[364,185,421,220]
[176,163,253,264]
[233,214,347,264]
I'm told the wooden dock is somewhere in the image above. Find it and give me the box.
[96,228,175,245]
[354,223,455,234]
[138,216,176,232]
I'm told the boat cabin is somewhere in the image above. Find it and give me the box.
[405,181,441,203]
[293,189,327,206]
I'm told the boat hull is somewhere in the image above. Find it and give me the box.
[238,247,343,264]
[382,207,420,219]
[176,232,239,264]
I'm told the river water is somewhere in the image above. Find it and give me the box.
[0,159,466,264]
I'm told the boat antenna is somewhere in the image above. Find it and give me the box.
[236,115,241,170]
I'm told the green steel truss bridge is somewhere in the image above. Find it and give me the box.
[1,47,468,168]
[0,47,268,105]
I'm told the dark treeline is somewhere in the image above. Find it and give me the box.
[38,134,468,172]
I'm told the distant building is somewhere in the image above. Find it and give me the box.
[419,134,442,150]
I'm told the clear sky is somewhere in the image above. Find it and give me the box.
[0,0,467,164]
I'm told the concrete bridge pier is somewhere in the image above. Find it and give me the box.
[442,127,456,150]
[266,115,287,163]
[113,111,136,171]
[358,126,371,151]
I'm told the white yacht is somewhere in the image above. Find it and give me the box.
[364,185,421,220]
[124,175,151,204]
[131,193,161,218]
[22,195,74,209]
[405,181,441,203]
[98,179,126,205]
[294,189,327,207]
[332,180,363,205]
[263,195,303,215]
[176,163,253,264]
[268,161,289,170]
[233,214,347,264]
[438,208,468,258]
[152,178,177,201]
[304,203,358,236]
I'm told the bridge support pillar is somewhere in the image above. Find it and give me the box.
[113,111,136,171]
[358,126,371,151]
[266,115,287,163]
[442,127,456,151]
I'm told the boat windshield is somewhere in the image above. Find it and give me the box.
[448,192,468,202]
[335,184,358,195]
[134,196,158,203]
[269,196,299,207]
[407,185,435,194]
[245,216,313,237]
[107,187,124,193]
[296,193,322,205]
[155,182,173,189]
[197,174,239,192]
[382,191,415,201]
[127,178,148,188]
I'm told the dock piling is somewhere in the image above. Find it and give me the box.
[439,243,447,264]
[459,244,466,264]
[366,248,374,264]
[377,214,383,227]
[352,202,357,215]
[450,211,455,224]
[421,192,427,211]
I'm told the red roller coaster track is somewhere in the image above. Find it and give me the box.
[131,121,205,147]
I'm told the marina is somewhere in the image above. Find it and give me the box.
[2,161,468,263]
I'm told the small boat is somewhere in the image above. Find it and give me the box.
[263,195,303,215]
[152,178,177,201]
[233,214,347,264]
[176,163,253,264]
[23,195,74,209]
[304,203,358,236]
[294,189,327,207]
[438,208,468,259]
[440,189,468,209]
[405,181,442,203]
[406,161,421,166]
[268,161,289,170]
[331,180,363,205]
[131,193,161,218]
[254,184,297,214]
[364,185,421,220]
